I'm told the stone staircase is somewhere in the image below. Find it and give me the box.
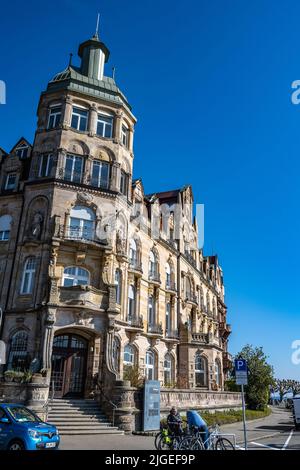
[47,398,124,435]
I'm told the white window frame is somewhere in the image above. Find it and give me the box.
[164,353,172,385]
[20,257,36,294]
[47,105,62,129]
[145,350,155,380]
[5,173,17,190]
[120,170,128,196]
[68,206,95,240]
[16,144,29,159]
[148,295,156,326]
[62,266,90,287]
[166,302,171,333]
[121,124,129,147]
[195,354,207,387]
[39,154,53,177]
[127,284,136,321]
[64,154,83,183]
[124,344,135,366]
[91,160,110,189]
[96,113,113,138]
[115,269,122,305]
[129,239,137,265]
[0,215,12,241]
[71,106,88,131]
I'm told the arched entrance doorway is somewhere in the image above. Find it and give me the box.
[51,333,88,398]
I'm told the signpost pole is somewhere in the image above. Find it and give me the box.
[241,384,247,450]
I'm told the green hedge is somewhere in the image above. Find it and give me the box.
[161,407,271,427]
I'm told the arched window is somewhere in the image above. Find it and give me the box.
[112,337,120,373]
[129,239,137,266]
[199,286,204,309]
[124,344,135,366]
[212,298,217,318]
[215,359,221,387]
[0,214,12,241]
[148,295,156,326]
[21,257,37,294]
[63,267,90,287]
[145,350,155,380]
[166,302,172,335]
[68,206,95,240]
[149,250,158,278]
[195,353,207,387]
[91,160,110,189]
[165,262,171,289]
[115,269,122,305]
[127,285,136,321]
[186,277,192,300]
[164,353,173,386]
[7,330,29,371]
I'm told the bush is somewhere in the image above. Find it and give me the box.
[123,365,144,388]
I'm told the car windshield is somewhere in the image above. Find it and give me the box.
[6,406,41,423]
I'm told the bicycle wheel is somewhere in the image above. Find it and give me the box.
[154,432,162,450]
[178,436,195,450]
[157,435,173,450]
[215,437,235,450]
[190,438,205,451]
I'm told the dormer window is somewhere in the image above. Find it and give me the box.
[47,106,62,129]
[121,124,129,148]
[71,107,88,132]
[5,173,17,190]
[16,144,29,159]
[97,114,113,138]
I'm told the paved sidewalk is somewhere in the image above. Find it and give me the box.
[59,407,293,450]
[220,407,293,444]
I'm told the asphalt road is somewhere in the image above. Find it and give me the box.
[59,406,297,451]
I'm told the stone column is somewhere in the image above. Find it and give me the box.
[42,307,56,370]
[111,380,139,433]
[114,111,123,143]
[110,161,120,192]
[89,104,98,136]
[128,125,134,153]
[62,96,73,128]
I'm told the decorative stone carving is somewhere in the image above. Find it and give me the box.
[30,212,44,240]
[77,192,93,204]
[76,311,92,327]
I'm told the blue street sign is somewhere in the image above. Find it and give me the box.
[235,359,247,372]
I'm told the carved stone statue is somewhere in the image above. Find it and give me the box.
[116,230,126,254]
[31,212,43,239]
[102,259,110,285]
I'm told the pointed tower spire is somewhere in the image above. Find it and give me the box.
[78,17,110,81]
[94,13,100,39]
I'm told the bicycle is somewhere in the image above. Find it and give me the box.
[179,424,235,450]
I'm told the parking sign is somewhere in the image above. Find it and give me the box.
[235,359,248,385]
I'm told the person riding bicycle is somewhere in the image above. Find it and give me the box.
[186,410,210,449]
[167,407,183,436]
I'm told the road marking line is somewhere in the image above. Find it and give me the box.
[235,445,245,450]
[250,441,280,450]
[281,429,294,450]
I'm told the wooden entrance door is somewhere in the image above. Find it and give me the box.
[51,333,88,398]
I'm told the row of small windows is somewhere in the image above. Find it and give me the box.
[47,105,129,148]
[7,329,221,388]
[36,153,129,196]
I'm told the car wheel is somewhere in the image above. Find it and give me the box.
[7,439,25,450]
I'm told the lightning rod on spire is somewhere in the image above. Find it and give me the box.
[95,13,100,38]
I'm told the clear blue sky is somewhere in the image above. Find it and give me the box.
[1,0,300,379]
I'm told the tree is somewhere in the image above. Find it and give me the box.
[274,379,290,402]
[235,345,275,410]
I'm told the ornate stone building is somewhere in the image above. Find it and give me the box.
[0,31,232,403]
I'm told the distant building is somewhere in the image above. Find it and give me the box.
[0,30,232,402]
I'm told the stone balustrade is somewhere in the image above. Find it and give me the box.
[59,285,107,309]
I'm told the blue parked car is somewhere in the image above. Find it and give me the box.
[0,403,60,450]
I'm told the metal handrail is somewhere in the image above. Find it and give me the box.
[98,387,118,428]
